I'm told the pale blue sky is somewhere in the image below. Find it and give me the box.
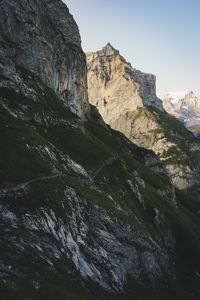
[65,0,200,97]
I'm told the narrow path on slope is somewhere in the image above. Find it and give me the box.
[91,157,116,179]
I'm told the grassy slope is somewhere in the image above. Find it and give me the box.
[0,72,200,299]
[128,106,196,165]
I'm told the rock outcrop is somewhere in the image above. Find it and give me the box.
[87,45,200,191]
[0,2,200,300]
[162,91,200,139]
[0,0,90,118]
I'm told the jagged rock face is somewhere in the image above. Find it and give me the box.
[86,43,163,124]
[1,2,200,300]
[162,91,200,138]
[0,0,90,118]
[87,45,200,191]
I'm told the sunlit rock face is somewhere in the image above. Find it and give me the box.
[86,45,200,191]
[86,43,163,125]
[0,0,90,118]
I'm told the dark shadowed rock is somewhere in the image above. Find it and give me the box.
[0,0,90,118]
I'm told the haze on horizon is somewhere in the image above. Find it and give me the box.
[66,0,200,98]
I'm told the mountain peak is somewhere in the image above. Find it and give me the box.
[87,44,164,127]
[101,43,120,55]
[162,90,200,137]
[163,91,199,104]
[103,42,116,50]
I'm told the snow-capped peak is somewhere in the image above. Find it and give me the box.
[161,91,200,138]
[165,91,192,102]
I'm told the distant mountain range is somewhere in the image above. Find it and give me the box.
[162,91,200,139]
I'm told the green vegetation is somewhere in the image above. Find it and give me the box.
[148,127,164,134]
[158,108,194,141]
[161,145,187,164]
[134,106,156,120]
[1,70,200,300]
[0,105,54,182]
[126,106,197,174]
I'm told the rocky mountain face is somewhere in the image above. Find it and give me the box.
[162,91,200,139]
[0,1,200,300]
[87,43,163,126]
[0,0,90,118]
[87,45,200,192]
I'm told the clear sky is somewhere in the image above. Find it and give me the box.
[65,0,200,97]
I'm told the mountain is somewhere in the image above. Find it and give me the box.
[0,1,200,300]
[162,91,200,139]
[87,43,163,126]
[86,45,200,193]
